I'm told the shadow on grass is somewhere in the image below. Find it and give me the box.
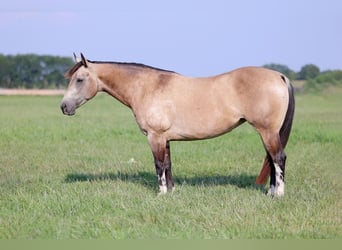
[65,171,262,191]
[65,171,156,190]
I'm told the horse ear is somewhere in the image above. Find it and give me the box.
[73,52,80,63]
[80,53,88,68]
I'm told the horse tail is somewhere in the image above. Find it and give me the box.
[279,75,295,147]
[256,75,295,185]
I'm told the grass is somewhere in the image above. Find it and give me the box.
[0,90,341,239]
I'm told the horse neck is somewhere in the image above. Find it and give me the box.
[94,63,146,108]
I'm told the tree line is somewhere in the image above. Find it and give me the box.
[0,54,341,91]
[0,54,73,89]
[263,63,342,91]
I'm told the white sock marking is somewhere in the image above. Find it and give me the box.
[158,171,167,194]
[274,163,285,197]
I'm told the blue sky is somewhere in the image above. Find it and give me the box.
[1,0,341,76]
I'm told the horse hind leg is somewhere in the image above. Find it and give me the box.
[256,154,272,185]
[259,131,286,197]
[273,149,286,197]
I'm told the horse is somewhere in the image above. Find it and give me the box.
[61,53,295,197]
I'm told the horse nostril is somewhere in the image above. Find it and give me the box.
[61,102,67,113]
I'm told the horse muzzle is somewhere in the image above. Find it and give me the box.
[60,100,76,116]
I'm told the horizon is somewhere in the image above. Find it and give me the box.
[1,53,339,74]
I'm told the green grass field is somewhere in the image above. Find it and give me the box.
[0,89,341,239]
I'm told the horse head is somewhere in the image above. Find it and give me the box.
[61,53,99,115]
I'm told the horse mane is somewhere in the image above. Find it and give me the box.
[88,60,177,74]
[64,61,83,78]
[64,59,177,78]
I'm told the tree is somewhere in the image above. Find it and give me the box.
[297,64,320,80]
[263,63,296,80]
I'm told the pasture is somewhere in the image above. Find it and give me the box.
[0,89,341,239]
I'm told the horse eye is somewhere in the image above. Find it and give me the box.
[76,78,83,83]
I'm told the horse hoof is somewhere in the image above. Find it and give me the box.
[157,186,176,196]
[267,185,284,197]
[158,185,168,195]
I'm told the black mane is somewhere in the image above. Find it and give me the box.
[88,60,176,74]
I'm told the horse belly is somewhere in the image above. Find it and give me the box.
[170,104,242,140]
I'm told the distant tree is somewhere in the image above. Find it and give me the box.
[304,70,342,92]
[0,54,73,89]
[0,54,14,88]
[297,64,320,80]
[263,63,296,80]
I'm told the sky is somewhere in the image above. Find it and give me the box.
[1,0,341,76]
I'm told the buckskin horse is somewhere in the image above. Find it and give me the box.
[61,53,295,197]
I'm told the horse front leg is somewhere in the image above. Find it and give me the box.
[164,141,174,191]
[148,135,174,194]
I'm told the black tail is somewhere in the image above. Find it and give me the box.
[279,75,295,148]
[256,75,295,185]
